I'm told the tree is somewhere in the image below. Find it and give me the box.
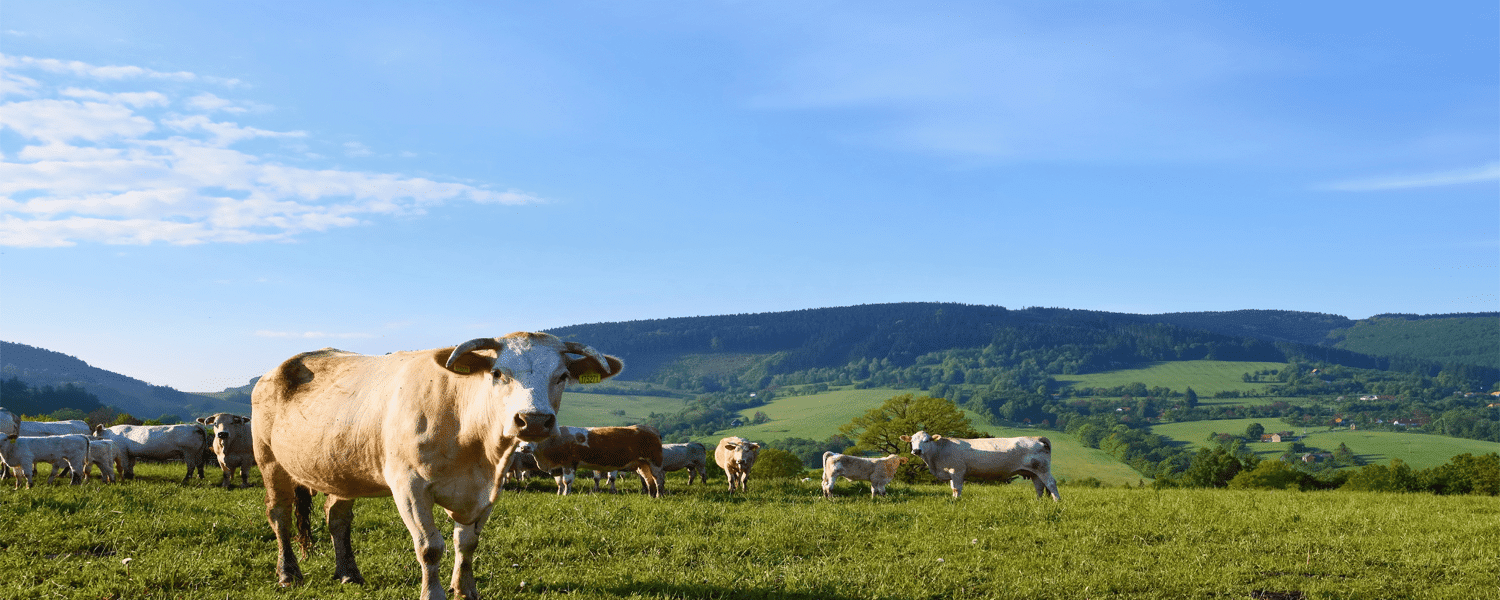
[752,448,809,479]
[751,410,770,425]
[1177,447,1248,488]
[1245,422,1266,440]
[1228,460,1314,491]
[1185,387,1199,408]
[839,394,985,482]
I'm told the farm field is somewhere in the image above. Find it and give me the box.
[1,464,1496,599]
[1054,360,1288,400]
[1150,418,1500,469]
[556,391,686,427]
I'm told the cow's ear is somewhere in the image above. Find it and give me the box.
[899,435,911,442]
[931,435,943,441]
[566,353,624,384]
[748,443,760,450]
[722,443,737,451]
[241,417,251,424]
[196,417,210,425]
[232,416,245,424]
[437,347,494,376]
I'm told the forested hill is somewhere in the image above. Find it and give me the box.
[0,341,247,420]
[545,303,1498,384]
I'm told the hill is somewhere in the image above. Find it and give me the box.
[0,341,249,420]
[1329,314,1500,369]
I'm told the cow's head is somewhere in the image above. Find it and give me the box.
[443,332,622,442]
[196,413,251,443]
[900,431,942,458]
[720,438,761,470]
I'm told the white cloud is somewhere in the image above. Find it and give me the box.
[0,55,543,247]
[343,141,373,157]
[1319,163,1500,192]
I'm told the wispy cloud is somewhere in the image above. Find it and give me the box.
[0,54,543,247]
[1319,163,1500,192]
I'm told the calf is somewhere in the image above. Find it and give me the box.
[714,437,761,492]
[1,433,88,488]
[901,431,1060,500]
[821,452,907,498]
[661,441,708,485]
[84,439,123,483]
[531,425,664,497]
[94,424,209,483]
[197,413,255,489]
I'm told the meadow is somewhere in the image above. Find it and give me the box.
[2,464,1496,599]
[1053,361,1289,402]
[1149,418,1500,470]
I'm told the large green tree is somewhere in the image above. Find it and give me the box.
[839,394,986,482]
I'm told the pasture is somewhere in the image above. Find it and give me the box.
[1149,418,1500,469]
[696,387,1146,486]
[1054,360,1289,401]
[557,391,688,427]
[2,464,1494,599]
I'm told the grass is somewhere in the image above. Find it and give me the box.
[2,463,1497,599]
[1054,360,1288,397]
[557,391,687,427]
[1149,418,1500,469]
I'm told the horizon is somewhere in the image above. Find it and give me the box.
[2,2,1496,391]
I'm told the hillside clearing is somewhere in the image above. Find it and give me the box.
[1149,418,1500,469]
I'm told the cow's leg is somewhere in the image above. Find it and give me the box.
[636,465,660,498]
[220,462,234,489]
[947,468,965,499]
[326,494,366,585]
[447,504,492,600]
[390,474,447,600]
[241,465,252,489]
[821,468,835,499]
[261,461,304,586]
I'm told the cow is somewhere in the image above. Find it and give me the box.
[93,424,210,483]
[661,441,708,486]
[1,433,88,488]
[19,419,91,436]
[530,425,664,497]
[197,413,255,489]
[0,408,16,437]
[84,439,122,483]
[821,452,907,498]
[251,333,622,600]
[900,431,1060,501]
[714,437,761,492]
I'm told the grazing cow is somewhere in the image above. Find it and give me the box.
[94,424,209,483]
[84,439,122,483]
[661,441,708,486]
[1,433,88,488]
[252,333,621,600]
[530,425,664,497]
[821,452,907,498]
[197,413,255,489]
[901,431,1060,501]
[714,437,761,492]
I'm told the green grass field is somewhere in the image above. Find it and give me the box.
[1149,418,1500,469]
[1054,360,1288,398]
[556,391,687,427]
[2,463,1496,599]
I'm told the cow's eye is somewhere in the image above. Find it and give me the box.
[555,373,569,385]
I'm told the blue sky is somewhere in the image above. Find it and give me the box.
[2,1,1496,392]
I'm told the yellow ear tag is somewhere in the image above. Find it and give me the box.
[579,372,601,384]
[453,365,471,374]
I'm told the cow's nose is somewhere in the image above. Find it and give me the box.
[513,412,556,440]
[217,432,229,440]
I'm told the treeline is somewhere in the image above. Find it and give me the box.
[1,376,104,417]
[1153,446,1500,496]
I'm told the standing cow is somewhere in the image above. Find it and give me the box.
[252,333,621,600]
[530,425,664,497]
[821,452,907,498]
[197,413,255,489]
[83,439,123,483]
[661,441,708,486]
[714,437,761,492]
[93,424,209,483]
[901,431,1060,501]
[1,433,88,488]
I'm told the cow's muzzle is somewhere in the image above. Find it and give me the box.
[513,412,556,441]
[216,432,230,440]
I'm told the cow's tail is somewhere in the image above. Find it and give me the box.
[1037,437,1052,454]
[822,451,835,464]
[294,485,314,558]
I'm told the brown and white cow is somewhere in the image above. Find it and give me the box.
[530,425,664,497]
[714,437,761,492]
[252,332,621,600]
[901,431,1060,501]
[197,413,255,489]
[821,452,907,498]
[1,433,88,488]
[93,424,209,483]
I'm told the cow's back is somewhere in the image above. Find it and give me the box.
[940,436,1050,479]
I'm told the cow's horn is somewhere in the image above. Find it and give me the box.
[563,342,612,375]
[447,338,505,368]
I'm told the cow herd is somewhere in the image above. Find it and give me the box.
[4,331,1060,600]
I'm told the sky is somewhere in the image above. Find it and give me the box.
[1,1,1496,393]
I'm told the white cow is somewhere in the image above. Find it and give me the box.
[901,431,1060,501]
[821,452,908,498]
[661,441,708,485]
[94,424,210,483]
[1,433,88,488]
[197,413,255,489]
[19,419,91,436]
[84,439,123,483]
[714,437,761,492]
[252,332,622,600]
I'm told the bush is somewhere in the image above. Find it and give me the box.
[753,448,810,479]
[1228,460,1316,491]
